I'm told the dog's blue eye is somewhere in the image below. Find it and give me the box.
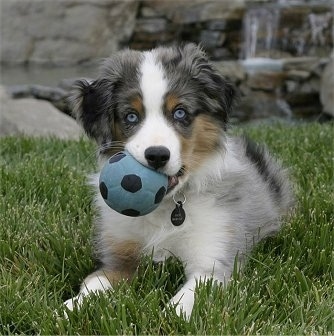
[125,112,139,124]
[173,108,186,121]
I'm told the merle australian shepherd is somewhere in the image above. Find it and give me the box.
[64,44,293,319]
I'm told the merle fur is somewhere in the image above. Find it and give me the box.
[70,44,236,144]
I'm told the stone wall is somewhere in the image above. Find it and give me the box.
[215,57,330,122]
[1,0,333,123]
[0,0,139,65]
[131,0,333,60]
[5,55,331,123]
[1,0,333,65]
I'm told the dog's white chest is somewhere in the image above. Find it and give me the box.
[99,189,232,269]
[140,195,226,264]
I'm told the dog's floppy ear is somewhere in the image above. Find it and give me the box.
[70,78,114,143]
[181,43,236,125]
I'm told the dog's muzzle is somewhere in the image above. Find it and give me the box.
[167,166,185,192]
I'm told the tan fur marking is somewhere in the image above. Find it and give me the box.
[84,269,134,286]
[84,240,141,288]
[111,240,141,265]
[181,115,221,172]
[165,94,180,113]
[131,95,144,116]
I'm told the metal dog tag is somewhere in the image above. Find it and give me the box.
[171,201,186,226]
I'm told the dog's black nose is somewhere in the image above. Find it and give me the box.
[145,146,170,169]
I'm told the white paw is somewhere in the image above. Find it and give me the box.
[60,294,84,319]
[169,290,195,320]
[62,274,112,316]
[53,295,81,321]
[65,294,84,310]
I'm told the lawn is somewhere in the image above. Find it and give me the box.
[0,122,333,334]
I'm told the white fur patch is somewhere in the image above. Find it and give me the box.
[140,51,167,117]
[64,275,112,312]
[126,50,182,176]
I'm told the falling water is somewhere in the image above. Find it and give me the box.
[308,12,333,46]
[242,3,333,60]
[242,7,280,59]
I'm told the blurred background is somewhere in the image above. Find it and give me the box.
[0,0,333,137]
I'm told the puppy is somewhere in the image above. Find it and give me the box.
[64,44,293,319]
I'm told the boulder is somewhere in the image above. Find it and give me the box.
[286,69,311,81]
[199,30,226,49]
[6,84,71,115]
[247,71,286,91]
[0,86,82,139]
[135,18,168,34]
[169,0,245,24]
[320,52,334,117]
[282,57,319,72]
[0,0,139,65]
[286,91,320,107]
[214,61,246,83]
[233,91,285,121]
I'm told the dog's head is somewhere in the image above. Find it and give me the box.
[71,44,235,193]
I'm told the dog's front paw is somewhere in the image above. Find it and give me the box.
[169,289,195,320]
[62,294,84,318]
[54,295,83,321]
[64,296,79,311]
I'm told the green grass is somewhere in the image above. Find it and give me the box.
[0,122,333,334]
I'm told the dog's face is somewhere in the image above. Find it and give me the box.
[71,44,235,193]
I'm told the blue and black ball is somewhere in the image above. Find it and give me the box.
[99,151,168,217]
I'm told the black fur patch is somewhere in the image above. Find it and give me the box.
[80,79,113,138]
[245,138,281,195]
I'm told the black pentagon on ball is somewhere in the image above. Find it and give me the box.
[121,174,142,193]
[99,182,108,200]
[154,186,166,204]
[109,152,126,164]
[122,209,141,217]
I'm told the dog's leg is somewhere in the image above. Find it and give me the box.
[169,275,198,319]
[169,267,231,320]
[64,268,135,311]
[64,240,140,312]
[169,272,215,320]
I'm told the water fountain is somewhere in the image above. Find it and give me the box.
[235,1,333,122]
[240,2,333,73]
[243,8,279,59]
[241,6,282,72]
